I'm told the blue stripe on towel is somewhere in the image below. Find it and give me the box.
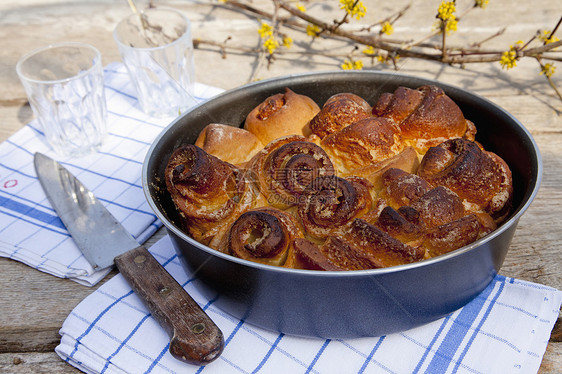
[0,194,65,230]
[452,278,506,373]
[424,279,496,373]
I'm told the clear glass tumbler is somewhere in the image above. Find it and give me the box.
[113,8,197,118]
[16,42,108,158]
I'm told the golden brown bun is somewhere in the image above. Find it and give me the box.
[321,117,404,173]
[194,123,264,166]
[422,215,482,257]
[244,88,320,145]
[380,168,431,209]
[219,207,303,267]
[417,138,513,222]
[165,145,266,243]
[298,175,374,239]
[308,93,372,139]
[343,219,426,268]
[293,238,344,271]
[373,85,475,153]
[348,146,420,191]
[248,135,335,209]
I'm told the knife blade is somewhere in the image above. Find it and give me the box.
[33,152,224,365]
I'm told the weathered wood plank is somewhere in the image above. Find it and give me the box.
[0,352,80,373]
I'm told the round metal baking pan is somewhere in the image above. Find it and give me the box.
[143,71,542,338]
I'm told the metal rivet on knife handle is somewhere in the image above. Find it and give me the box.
[115,246,224,365]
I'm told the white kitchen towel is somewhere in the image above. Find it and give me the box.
[0,62,223,285]
[56,235,562,374]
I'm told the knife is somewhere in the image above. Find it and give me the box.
[33,152,224,365]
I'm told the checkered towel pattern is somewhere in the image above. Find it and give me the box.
[56,235,562,374]
[0,62,223,285]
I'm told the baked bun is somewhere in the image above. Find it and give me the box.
[293,218,424,271]
[417,138,513,222]
[248,135,335,209]
[219,207,303,267]
[308,93,372,139]
[195,123,263,166]
[349,146,420,191]
[380,168,431,209]
[244,88,320,145]
[321,117,404,173]
[298,175,374,239]
[165,145,265,244]
[373,85,476,153]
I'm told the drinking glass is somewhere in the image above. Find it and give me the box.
[113,8,197,118]
[16,42,108,158]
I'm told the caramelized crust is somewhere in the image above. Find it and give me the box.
[422,214,481,257]
[344,219,425,267]
[373,85,475,153]
[380,168,432,209]
[249,135,335,209]
[244,88,321,145]
[222,207,303,267]
[410,186,466,229]
[321,117,404,173]
[292,238,342,270]
[315,237,389,270]
[308,93,372,139]
[376,206,423,245]
[349,146,419,191]
[298,176,373,239]
[165,145,263,243]
[195,123,264,166]
[418,138,513,221]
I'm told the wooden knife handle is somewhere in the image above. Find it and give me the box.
[114,246,224,365]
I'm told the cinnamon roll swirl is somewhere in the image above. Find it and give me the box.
[417,138,513,222]
[249,135,335,209]
[298,175,373,239]
[165,145,263,243]
[221,207,303,267]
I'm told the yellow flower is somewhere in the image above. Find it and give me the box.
[263,37,279,54]
[499,41,523,69]
[435,1,457,34]
[282,36,293,48]
[437,1,456,21]
[475,0,488,8]
[306,24,321,37]
[363,46,376,55]
[296,3,306,12]
[381,21,394,36]
[538,30,560,45]
[341,59,363,70]
[446,19,458,33]
[499,50,517,69]
[339,0,367,20]
[540,63,556,78]
[258,22,273,38]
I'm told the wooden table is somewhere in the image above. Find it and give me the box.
[0,1,560,372]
